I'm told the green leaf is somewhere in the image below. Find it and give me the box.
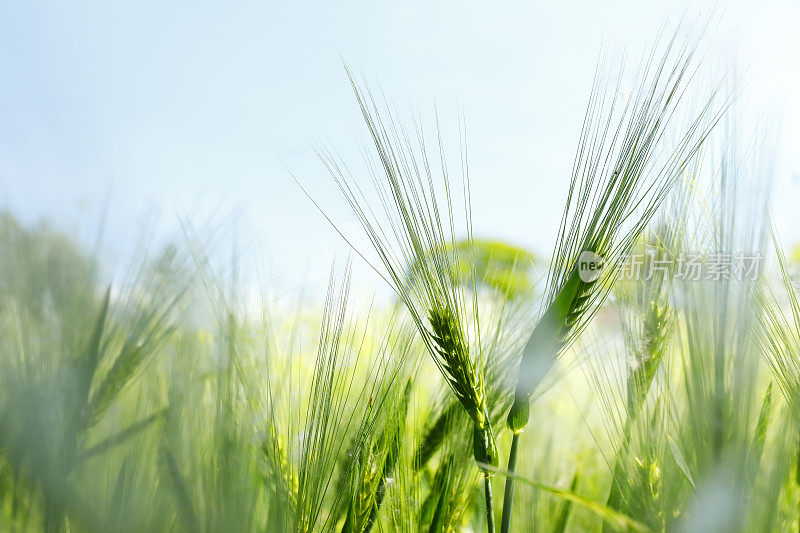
[478,463,651,532]
[80,409,165,462]
[667,435,695,489]
[553,472,579,533]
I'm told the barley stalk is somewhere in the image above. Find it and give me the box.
[313,69,502,531]
[500,30,723,532]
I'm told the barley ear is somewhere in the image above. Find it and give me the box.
[428,306,498,474]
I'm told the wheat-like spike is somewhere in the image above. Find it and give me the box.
[603,298,673,526]
[415,401,460,469]
[262,429,298,512]
[428,306,498,475]
[342,442,382,533]
[500,30,722,533]
[626,300,672,417]
[760,230,800,415]
[598,221,681,525]
[428,306,485,428]
[507,30,722,434]
[312,71,501,524]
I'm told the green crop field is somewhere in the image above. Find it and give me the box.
[2,22,800,533]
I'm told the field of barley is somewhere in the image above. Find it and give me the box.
[3,5,800,533]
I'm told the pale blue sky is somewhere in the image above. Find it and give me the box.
[1,1,798,296]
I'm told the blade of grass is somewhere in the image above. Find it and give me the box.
[481,463,651,532]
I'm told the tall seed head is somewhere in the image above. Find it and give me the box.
[626,299,672,417]
[428,306,485,428]
[507,33,722,433]
[428,305,498,472]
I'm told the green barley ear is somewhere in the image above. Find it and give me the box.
[428,305,498,473]
[415,270,531,472]
[420,455,454,530]
[593,221,684,525]
[314,67,501,529]
[428,307,484,427]
[418,441,476,532]
[259,263,414,533]
[759,232,800,531]
[761,230,800,414]
[362,377,414,533]
[620,220,684,423]
[341,442,383,533]
[625,299,673,416]
[261,423,298,513]
[501,30,722,533]
[507,32,721,434]
[415,401,460,469]
[660,118,774,529]
[750,382,773,469]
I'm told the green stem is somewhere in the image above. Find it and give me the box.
[796,435,800,533]
[603,419,633,532]
[484,473,495,533]
[500,433,520,533]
